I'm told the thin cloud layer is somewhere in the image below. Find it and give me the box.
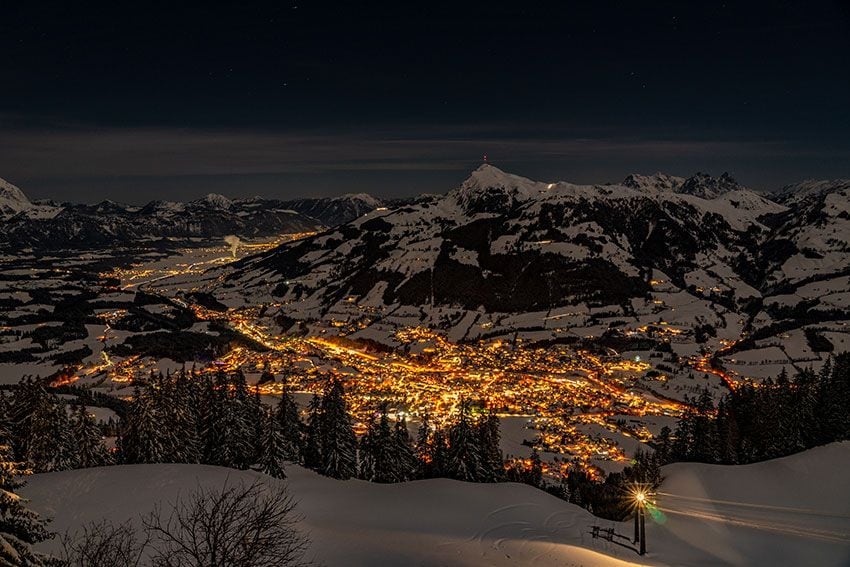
[1,122,847,202]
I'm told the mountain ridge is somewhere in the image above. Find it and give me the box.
[162,165,848,357]
[0,182,392,249]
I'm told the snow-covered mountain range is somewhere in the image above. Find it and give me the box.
[284,193,386,227]
[0,178,388,249]
[5,167,849,373]
[169,165,849,370]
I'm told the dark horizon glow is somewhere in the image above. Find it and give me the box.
[1,1,849,202]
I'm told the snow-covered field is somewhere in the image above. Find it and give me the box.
[23,443,850,566]
[650,443,850,566]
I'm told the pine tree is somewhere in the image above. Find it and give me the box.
[446,400,483,482]
[27,396,79,472]
[476,410,504,482]
[358,415,378,481]
[732,383,758,463]
[654,426,673,464]
[204,372,253,469]
[9,378,50,461]
[148,372,182,462]
[773,369,802,456]
[691,387,718,463]
[566,465,585,507]
[715,398,739,464]
[0,442,50,566]
[250,388,265,463]
[393,417,418,482]
[258,408,287,479]
[365,405,394,483]
[414,414,433,478]
[754,378,781,460]
[72,404,111,468]
[527,449,543,488]
[671,395,695,461]
[302,394,322,470]
[430,428,449,478]
[276,385,303,461]
[120,383,167,464]
[318,378,357,480]
[227,370,258,470]
[170,369,201,464]
[198,372,224,465]
[821,354,850,442]
[626,448,663,489]
[837,354,850,440]
[793,367,819,449]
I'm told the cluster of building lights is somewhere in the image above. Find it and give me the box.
[63,281,695,479]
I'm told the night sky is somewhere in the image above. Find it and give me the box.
[2,1,849,203]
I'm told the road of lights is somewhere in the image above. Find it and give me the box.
[690,339,742,391]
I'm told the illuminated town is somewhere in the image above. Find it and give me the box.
[35,240,699,481]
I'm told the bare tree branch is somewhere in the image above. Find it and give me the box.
[142,479,311,567]
[56,520,147,567]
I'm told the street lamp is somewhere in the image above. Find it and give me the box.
[638,494,646,556]
[630,486,649,556]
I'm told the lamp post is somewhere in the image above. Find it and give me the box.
[639,495,646,556]
[632,488,648,556]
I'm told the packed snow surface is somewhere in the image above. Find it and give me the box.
[22,443,850,566]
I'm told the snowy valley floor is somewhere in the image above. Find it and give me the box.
[23,442,850,566]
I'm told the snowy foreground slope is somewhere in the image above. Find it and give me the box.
[649,442,850,566]
[22,443,850,566]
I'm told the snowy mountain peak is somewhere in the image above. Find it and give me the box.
[453,164,547,214]
[677,172,741,199]
[197,193,233,209]
[622,172,685,192]
[461,164,536,190]
[338,193,384,207]
[0,177,33,217]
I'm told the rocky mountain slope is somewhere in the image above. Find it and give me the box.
[0,177,61,219]
[284,193,385,227]
[0,177,392,250]
[174,165,848,373]
[0,177,32,216]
